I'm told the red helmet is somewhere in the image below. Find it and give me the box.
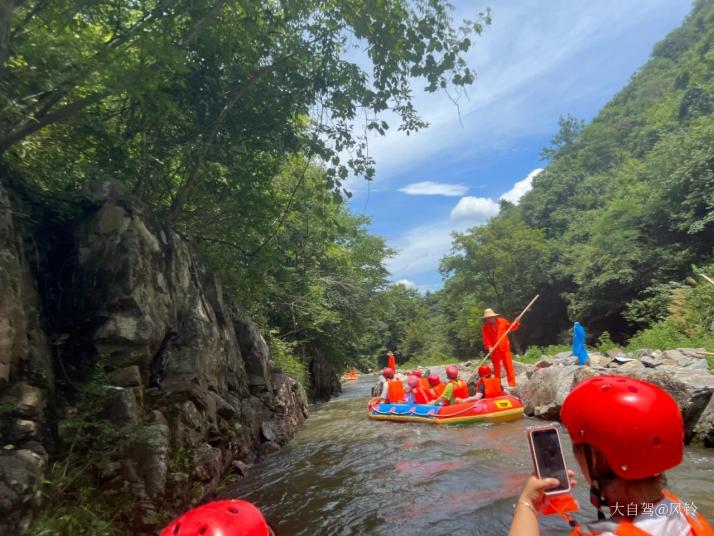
[561,376,683,480]
[427,374,440,387]
[382,367,395,379]
[446,365,459,379]
[159,500,271,536]
[412,369,423,378]
[478,365,492,377]
[406,374,419,387]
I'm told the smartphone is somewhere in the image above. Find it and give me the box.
[527,425,570,495]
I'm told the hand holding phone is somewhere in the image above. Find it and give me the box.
[527,425,571,495]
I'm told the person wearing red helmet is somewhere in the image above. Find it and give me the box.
[508,376,714,536]
[458,365,504,403]
[159,499,274,536]
[482,308,520,387]
[377,367,405,403]
[405,374,430,404]
[426,373,445,400]
[431,365,469,405]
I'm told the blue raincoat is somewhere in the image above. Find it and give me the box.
[572,321,590,366]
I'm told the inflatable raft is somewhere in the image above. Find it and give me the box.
[368,395,524,425]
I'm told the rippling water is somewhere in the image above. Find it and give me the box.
[228,374,714,535]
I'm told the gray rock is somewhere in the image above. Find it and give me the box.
[619,360,644,371]
[639,356,659,368]
[108,366,143,388]
[103,387,141,426]
[518,366,599,418]
[129,421,170,499]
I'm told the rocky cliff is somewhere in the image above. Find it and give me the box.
[0,178,311,533]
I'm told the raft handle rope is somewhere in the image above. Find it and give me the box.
[370,401,484,418]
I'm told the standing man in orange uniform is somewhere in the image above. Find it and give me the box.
[387,351,396,371]
[481,308,520,387]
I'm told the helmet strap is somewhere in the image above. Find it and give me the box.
[584,445,608,520]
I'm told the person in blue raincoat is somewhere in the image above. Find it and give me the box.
[572,321,590,366]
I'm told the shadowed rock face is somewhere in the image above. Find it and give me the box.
[0,180,309,534]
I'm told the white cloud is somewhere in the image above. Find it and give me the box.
[395,279,417,289]
[450,196,500,223]
[343,0,689,192]
[499,168,543,204]
[387,221,463,279]
[398,181,468,197]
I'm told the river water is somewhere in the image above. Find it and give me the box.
[229,373,714,535]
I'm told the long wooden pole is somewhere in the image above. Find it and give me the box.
[698,272,714,287]
[466,294,540,383]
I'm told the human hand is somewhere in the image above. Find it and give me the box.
[518,470,576,510]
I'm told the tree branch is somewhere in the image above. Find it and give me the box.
[0,92,106,154]
[168,63,280,220]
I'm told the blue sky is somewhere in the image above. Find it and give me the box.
[345,0,693,292]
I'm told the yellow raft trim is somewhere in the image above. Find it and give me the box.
[368,406,524,425]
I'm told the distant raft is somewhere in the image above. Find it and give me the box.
[341,369,359,382]
[368,395,524,425]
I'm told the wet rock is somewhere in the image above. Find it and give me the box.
[192,444,223,484]
[309,352,341,402]
[8,419,39,443]
[129,420,170,499]
[606,348,625,358]
[693,395,714,447]
[108,365,143,388]
[231,460,249,477]
[1,383,46,420]
[518,366,599,419]
[0,448,46,533]
[103,387,141,426]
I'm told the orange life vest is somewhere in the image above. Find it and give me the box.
[420,377,430,391]
[431,383,445,399]
[482,377,503,398]
[387,379,405,403]
[411,386,430,404]
[570,492,714,536]
[449,379,469,399]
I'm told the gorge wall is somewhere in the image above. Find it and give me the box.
[0,178,323,533]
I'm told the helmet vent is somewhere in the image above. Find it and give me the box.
[228,507,240,514]
[199,527,207,535]
[628,386,638,393]
[173,524,181,535]
[652,436,662,447]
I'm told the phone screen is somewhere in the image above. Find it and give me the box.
[531,428,569,492]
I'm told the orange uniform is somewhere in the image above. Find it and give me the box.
[482,317,520,387]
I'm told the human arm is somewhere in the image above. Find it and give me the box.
[378,381,389,403]
[507,471,576,536]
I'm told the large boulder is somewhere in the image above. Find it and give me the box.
[517,365,599,419]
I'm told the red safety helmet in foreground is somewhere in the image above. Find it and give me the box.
[446,365,459,379]
[478,365,492,377]
[406,374,419,387]
[560,375,683,480]
[160,500,273,536]
[382,367,395,379]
